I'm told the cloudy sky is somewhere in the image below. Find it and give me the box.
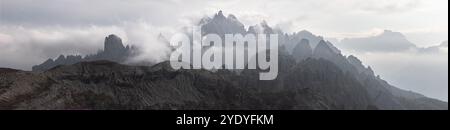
[0,0,448,100]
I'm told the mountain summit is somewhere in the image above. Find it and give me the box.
[104,34,126,54]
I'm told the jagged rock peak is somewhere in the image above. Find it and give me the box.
[201,11,246,36]
[300,39,310,44]
[198,16,212,25]
[214,10,226,19]
[377,30,411,42]
[104,34,126,53]
[367,66,374,72]
[105,34,122,42]
[246,20,275,34]
[313,40,338,59]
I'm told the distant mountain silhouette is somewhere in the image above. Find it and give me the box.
[32,34,136,71]
[292,39,313,62]
[198,11,447,109]
[337,30,416,52]
[442,41,448,47]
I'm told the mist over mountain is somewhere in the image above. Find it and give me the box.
[32,34,137,71]
[337,30,417,52]
[334,30,448,101]
[0,11,447,110]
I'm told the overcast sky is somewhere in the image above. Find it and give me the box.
[0,0,448,100]
[1,0,448,45]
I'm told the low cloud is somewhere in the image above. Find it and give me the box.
[0,21,174,70]
[356,0,421,14]
[0,0,447,100]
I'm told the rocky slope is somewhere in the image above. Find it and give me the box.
[0,59,447,110]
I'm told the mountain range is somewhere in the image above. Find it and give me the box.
[32,34,137,71]
[0,11,447,110]
[337,30,416,52]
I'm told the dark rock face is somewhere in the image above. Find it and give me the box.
[200,10,247,37]
[104,34,127,56]
[281,30,322,54]
[32,34,135,71]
